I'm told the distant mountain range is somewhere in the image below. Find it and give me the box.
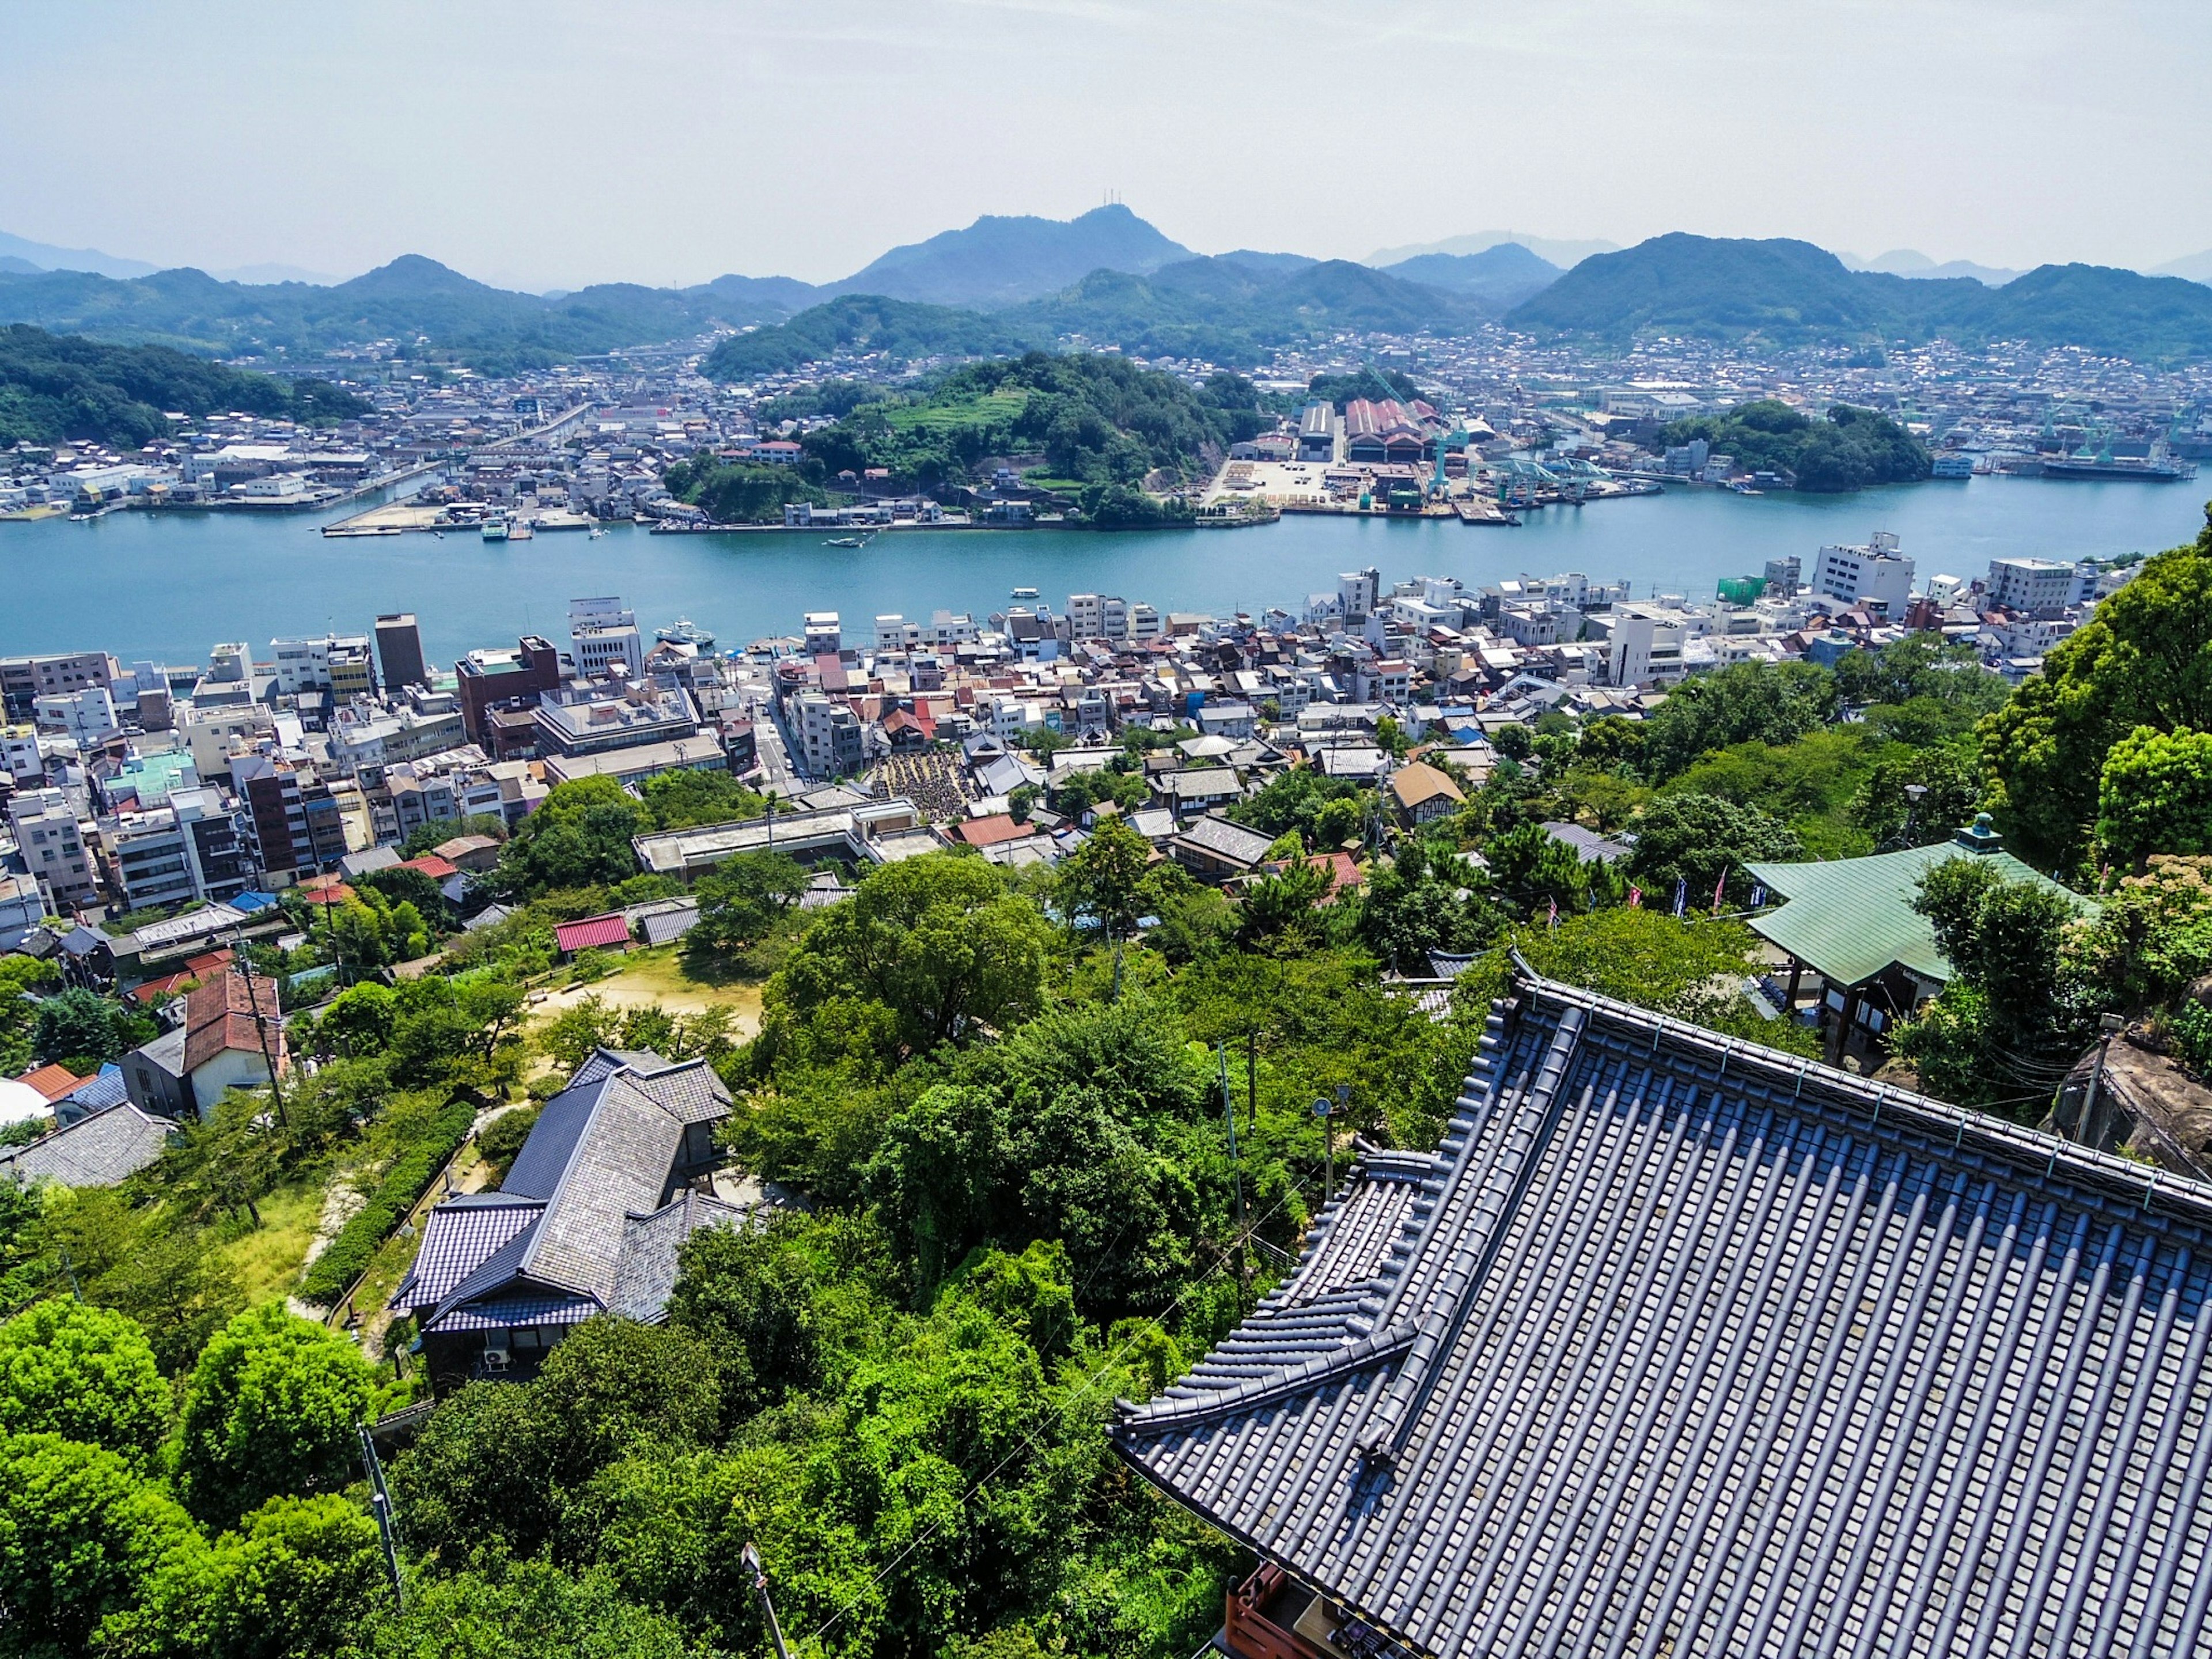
[6,209,2212,373]
[1506,234,2212,361]
[820,204,1191,308]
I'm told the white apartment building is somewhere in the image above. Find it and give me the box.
[1986,556,2094,618]
[9,787,97,911]
[270,633,375,698]
[569,597,646,680]
[875,615,921,653]
[1128,603,1164,641]
[802,612,842,656]
[794,691,863,776]
[32,684,119,747]
[1815,532,1915,618]
[1069,594,1136,642]
[1338,568,1382,622]
[1588,604,1713,688]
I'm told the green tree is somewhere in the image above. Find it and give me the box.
[32,987,143,1069]
[0,1433,203,1656]
[308,982,399,1060]
[135,1494,385,1659]
[1983,527,2212,863]
[1236,859,1334,953]
[177,1305,377,1527]
[638,770,766,831]
[400,813,506,859]
[684,851,808,960]
[1893,859,2100,1110]
[1625,793,1802,908]
[1638,661,1839,782]
[1357,839,1489,974]
[764,855,1052,1064]
[0,1300,169,1471]
[1056,817,1153,973]
[497,777,657,897]
[2096,725,2212,870]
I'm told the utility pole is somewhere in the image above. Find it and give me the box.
[236,946,287,1128]
[1313,1097,1334,1206]
[357,1422,404,1610]
[743,1542,794,1659]
[2074,1012,2126,1143]
[1219,1045,1246,1293]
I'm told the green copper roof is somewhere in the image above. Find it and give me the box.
[1745,839,2096,990]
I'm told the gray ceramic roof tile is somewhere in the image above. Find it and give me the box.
[609,1190,747,1321]
[1117,966,2212,1659]
[0,1103,171,1188]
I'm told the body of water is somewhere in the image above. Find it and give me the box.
[2,476,2205,669]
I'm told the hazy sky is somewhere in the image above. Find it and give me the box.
[5,0,2209,291]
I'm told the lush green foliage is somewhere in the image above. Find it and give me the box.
[0,324,365,448]
[0,1300,169,1472]
[1655,400,1929,491]
[800,352,1240,495]
[296,1100,477,1307]
[1983,522,2212,865]
[660,456,835,524]
[177,1305,378,1527]
[2097,725,2212,869]
[32,986,156,1071]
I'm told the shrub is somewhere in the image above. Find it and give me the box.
[296,1100,476,1308]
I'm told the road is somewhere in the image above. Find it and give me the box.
[730,665,802,789]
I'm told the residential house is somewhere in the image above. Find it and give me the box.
[392,1047,739,1391]
[120,968,286,1119]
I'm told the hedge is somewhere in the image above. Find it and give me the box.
[298,1100,477,1308]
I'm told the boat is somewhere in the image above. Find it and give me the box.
[655,617,717,650]
[480,516,509,542]
[588,526,607,539]
[824,531,876,548]
[2039,452,2195,482]
[507,518,535,540]
[1011,586,1040,600]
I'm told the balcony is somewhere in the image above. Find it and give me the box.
[1218,1565,1412,1659]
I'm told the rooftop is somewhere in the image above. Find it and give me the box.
[1119,962,2212,1658]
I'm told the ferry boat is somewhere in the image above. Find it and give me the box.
[506,518,535,540]
[656,617,717,650]
[1010,586,1040,600]
[480,516,509,541]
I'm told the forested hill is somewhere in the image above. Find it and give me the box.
[1656,400,1930,492]
[0,324,366,447]
[707,257,1487,376]
[0,256,812,373]
[1505,233,2212,361]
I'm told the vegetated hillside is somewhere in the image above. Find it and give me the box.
[701,295,1044,381]
[1009,257,1483,367]
[1506,233,2212,362]
[1506,234,1955,345]
[801,351,1263,522]
[1378,243,1562,308]
[1214,249,1320,277]
[0,256,812,372]
[1954,264,2212,361]
[0,323,366,447]
[709,257,1484,377]
[824,204,1193,309]
[1656,400,1930,493]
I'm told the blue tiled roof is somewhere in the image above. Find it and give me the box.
[430,1287,598,1332]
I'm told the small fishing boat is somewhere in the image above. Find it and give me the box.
[1011,585,1040,599]
[656,617,717,650]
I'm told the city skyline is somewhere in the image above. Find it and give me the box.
[5,0,2210,293]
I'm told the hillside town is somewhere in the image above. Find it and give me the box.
[5,316,2209,526]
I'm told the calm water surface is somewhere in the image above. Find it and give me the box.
[1,476,2205,668]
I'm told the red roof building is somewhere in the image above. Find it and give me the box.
[15,1063,85,1103]
[396,854,460,881]
[182,970,288,1077]
[947,814,1031,849]
[555,913,632,955]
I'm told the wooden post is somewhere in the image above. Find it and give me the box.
[1827,984,1861,1067]
[1785,959,1803,1011]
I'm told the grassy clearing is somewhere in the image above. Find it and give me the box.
[218,1177,326,1306]
[881,388,1027,433]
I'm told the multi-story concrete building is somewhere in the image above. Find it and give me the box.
[1814,532,1915,618]
[234,757,349,882]
[794,691,863,777]
[270,633,375,698]
[568,597,646,680]
[1587,603,1710,688]
[456,635,561,749]
[1986,556,2092,618]
[8,787,98,911]
[0,650,115,721]
[33,684,120,747]
[374,613,429,690]
[533,681,700,759]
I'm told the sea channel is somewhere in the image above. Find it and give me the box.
[1,476,2205,668]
